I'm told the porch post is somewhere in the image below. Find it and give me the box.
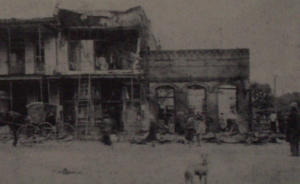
[7,28,11,68]
[130,78,134,102]
[47,79,50,103]
[40,78,43,102]
[38,26,43,72]
[9,81,13,111]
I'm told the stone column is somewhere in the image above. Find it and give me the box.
[206,84,219,132]
[236,80,251,133]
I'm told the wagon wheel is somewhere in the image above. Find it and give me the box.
[18,124,36,145]
[58,123,75,141]
[64,123,75,136]
[38,122,56,140]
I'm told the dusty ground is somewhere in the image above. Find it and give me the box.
[0,139,300,184]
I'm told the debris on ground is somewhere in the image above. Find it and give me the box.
[157,133,175,143]
[202,131,285,145]
[0,126,11,142]
[110,134,120,143]
[175,136,188,144]
[245,131,281,144]
[57,168,82,175]
[202,132,216,142]
[56,135,74,142]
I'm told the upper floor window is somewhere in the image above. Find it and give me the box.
[68,41,81,71]
[9,38,25,74]
[34,39,45,73]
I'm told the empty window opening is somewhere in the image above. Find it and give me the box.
[9,36,25,74]
[187,85,206,114]
[68,41,81,71]
[66,29,138,71]
[34,39,45,73]
[155,86,175,126]
[218,85,237,120]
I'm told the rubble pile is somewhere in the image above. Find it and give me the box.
[128,123,286,145]
[0,126,11,142]
[202,131,284,144]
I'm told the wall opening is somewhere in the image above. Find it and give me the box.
[66,29,139,71]
[9,35,25,74]
[68,41,81,71]
[187,85,206,114]
[155,86,175,128]
[34,38,45,73]
[218,85,237,120]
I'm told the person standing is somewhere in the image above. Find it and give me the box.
[226,110,239,134]
[185,112,196,143]
[194,112,206,146]
[219,113,227,131]
[102,113,114,146]
[269,111,278,133]
[277,111,285,134]
[286,102,300,156]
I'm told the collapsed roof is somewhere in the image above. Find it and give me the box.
[57,6,150,29]
[0,6,159,50]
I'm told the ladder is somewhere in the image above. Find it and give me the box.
[75,74,94,139]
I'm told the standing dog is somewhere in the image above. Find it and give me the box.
[184,154,208,184]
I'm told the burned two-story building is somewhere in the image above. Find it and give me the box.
[0,6,250,137]
[0,6,157,138]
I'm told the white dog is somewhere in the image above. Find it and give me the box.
[184,154,208,184]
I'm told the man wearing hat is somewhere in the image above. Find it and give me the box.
[286,102,300,156]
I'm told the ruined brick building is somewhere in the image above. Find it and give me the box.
[144,49,250,132]
[0,6,250,137]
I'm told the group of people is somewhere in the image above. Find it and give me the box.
[256,110,285,134]
[184,110,242,145]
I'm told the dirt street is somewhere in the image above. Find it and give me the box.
[0,140,300,184]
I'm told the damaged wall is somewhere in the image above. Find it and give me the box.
[0,6,157,76]
[122,102,140,136]
[146,49,250,132]
[145,49,249,82]
[149,80,249,132]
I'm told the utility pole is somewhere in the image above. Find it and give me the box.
[273,75,278,112]
[273,75,278,97]
[218,27,223,49]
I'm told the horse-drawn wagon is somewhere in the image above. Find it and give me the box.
[17,102,75,145]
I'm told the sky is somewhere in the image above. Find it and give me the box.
[0,0,299,96]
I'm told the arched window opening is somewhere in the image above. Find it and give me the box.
[187,85,206,114]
